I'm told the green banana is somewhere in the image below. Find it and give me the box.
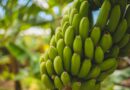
[79,17,89,41]
[54,56,64,75]
[71,53,81,76]
[40,62,47,74]
[85,38,94,59]
[80,79,96,90]
[40,0,130,89]
[48,46,58,60]
[95,0,111,28]
[40,52,48,62]
[79,1,89,17]
[41,74,54,89]
[72,0,81,11]
[65,26,75,47]
[57,39,65,57]
[55,27,63,42]
[40,55,44,63]
[125,5,130,28]
[63,46,72,72]
[100,33,112,52]
[73,36,82,54]
[54,76,63,90]
[78,59,91,78]
[69,8,78,24]
[72,13,81,34]
[108,5,121,33]
[119,42,130,56]
[61,72,71,86]
[94,46,104,64]
[62,21,70,36]
[99,58,117,71]
[50,35,56,46]
[46,60,54,76]
[90,27,101,45]
[108,45,120,58]
[87,66,101,79]
[61,15,69,27]
[72,82,81,90]
[97,64,117,81]
[118,34,130,48]
[113,19,128,43]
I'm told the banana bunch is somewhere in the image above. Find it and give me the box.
[40,0,130,90]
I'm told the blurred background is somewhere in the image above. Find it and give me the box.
[0,0,130,90]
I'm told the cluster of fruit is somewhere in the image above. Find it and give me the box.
[40,0,130,90]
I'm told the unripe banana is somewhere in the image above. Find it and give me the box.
[100,33,112,52]
[72,0,81,11]
[99,58,117,71]
[119,42,130,56]
[113,19,128,43]
[108,45,120,58]
[73,36,82,54]
[50,35,56,46]
[118,34,130,48]
[63,46,72,72]
[72,82,81,90]
[61,15,69,27]
[65,26,75,47]
[80,79,96,90]
[95,0,111,28]
[40,0,130,89]
[78,59,91,78]
[125,5,130,28]
[79,17,89,41]
[48,46,58,60]
[46,60,54,76]
[69,8,78,24]
[55,27,63,42]
[85,38,94,59]
[71,53,81,76]
[87,66,101,79]
[40,52,48,62]
[40,55,44,63]
[97,64,117,82]
[57,39,65,57]
[108,5,121,33]
[54,56,64,75]
[41,74,54,89]
[40,62,47,74]
[90,27,101,45]
[62,21,70,36]
[94,46,104,64]
[79,1,89,17]
[61,72,71,86]
[72,13,81,34]
[54,76,63,90]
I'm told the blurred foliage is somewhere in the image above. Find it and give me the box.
[0,0,130,90]
[0,0,73,90]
